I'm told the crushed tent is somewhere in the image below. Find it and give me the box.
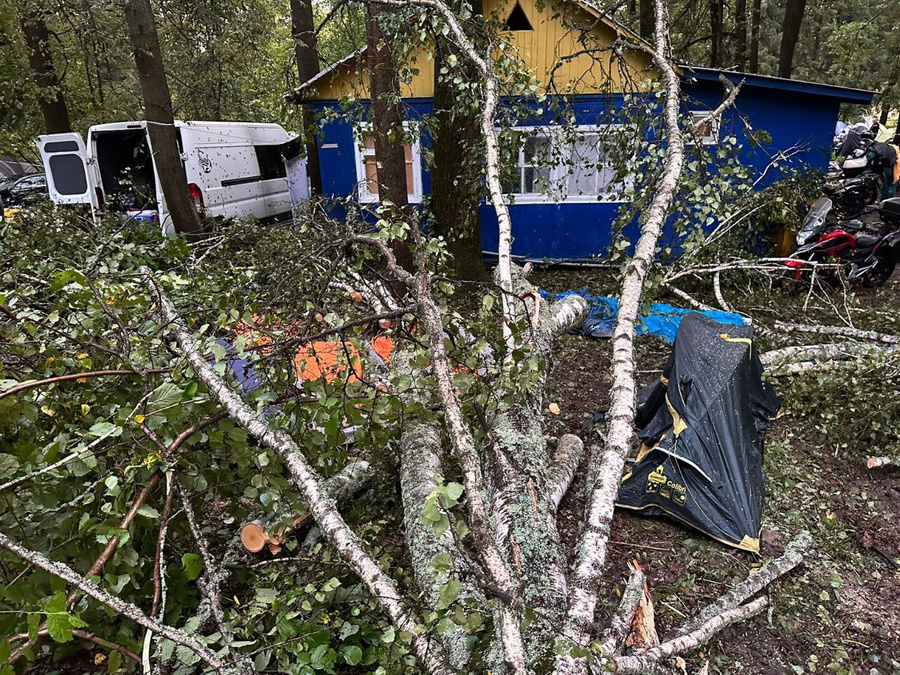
[545,289,746,344]
[616,314,780,552]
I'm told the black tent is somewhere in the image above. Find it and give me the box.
[616,314,780,553]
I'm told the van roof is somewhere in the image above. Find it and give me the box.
[88,120,287,132]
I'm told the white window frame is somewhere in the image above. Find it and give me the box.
[352,123,423,204]
[499,124,632,204]
[688,111,720,146]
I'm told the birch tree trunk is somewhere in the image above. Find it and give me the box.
[554,0,687,670]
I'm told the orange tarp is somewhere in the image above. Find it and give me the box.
[237,318,394,384]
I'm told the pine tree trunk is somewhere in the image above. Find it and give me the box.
[639,0,654,40]
[748,0,761,73]
[123,0,201,236]
[365,2,413,273]
[735,0,747,71]
[709,0,722,67]
[879,87,891,126]
[778,0,807,79]
[430,45,487,280]
[18,1,71,134]
[290,0,323,194]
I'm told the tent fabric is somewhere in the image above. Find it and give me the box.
[547,289,746,344]
[616,314,780,552]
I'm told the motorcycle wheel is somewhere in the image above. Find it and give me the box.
[861,260,896,288]
[864,179,882,207]
[836,193,864,218]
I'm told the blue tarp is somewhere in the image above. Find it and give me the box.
[547,289,747,344]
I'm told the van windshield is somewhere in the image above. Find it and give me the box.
[94,129,158,212]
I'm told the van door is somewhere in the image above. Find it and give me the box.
[36,133,94,205]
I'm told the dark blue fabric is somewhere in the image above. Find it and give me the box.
[545,289,746,344]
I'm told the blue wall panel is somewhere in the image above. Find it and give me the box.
[309,79,853,260]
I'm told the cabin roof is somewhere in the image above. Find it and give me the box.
[680,65,875,104]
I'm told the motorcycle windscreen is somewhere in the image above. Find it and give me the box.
[36,133,93,205]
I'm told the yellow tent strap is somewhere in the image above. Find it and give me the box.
[719,332,752,346]
[664,394,687,436]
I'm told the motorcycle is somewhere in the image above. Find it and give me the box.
[786,196,900,288]
[824,144,895,218]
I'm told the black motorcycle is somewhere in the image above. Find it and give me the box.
[825,142,897,218]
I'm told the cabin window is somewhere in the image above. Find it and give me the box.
[503,2,533,31]
[353,124,422,203]
[688,111,719,145]
[503,130,553,194]
[255,144,288,180]
[501,126,629,203]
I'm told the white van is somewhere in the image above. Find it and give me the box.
[37,120,308,234]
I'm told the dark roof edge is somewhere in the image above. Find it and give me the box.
[679,65,875,104]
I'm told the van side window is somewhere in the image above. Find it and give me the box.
[255,145,287,180]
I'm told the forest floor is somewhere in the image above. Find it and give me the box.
[22,261,900,675]
[535,268,900,675]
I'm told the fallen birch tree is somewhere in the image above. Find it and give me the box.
[0,1,818,673]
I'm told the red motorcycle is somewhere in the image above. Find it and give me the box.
[786,197,900,287]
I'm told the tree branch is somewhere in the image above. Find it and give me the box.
[774,321,900,345]
[614,597,768,673]
[673,530,811,637]
[547,434,585,511]
[0,369,168,403]
[140,267,452,675]
[599,562,645,657]
[0,530,232,674]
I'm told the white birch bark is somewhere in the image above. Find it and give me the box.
[399,420,483,669]
[554,1,687,670]
[614,597,768,673]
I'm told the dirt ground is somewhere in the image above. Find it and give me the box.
[537,269,900,675]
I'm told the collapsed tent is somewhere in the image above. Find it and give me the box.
[616,313,780,552]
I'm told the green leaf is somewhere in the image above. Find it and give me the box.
[437,578,461,609]
[106,649,122,674]
[0,454,20,475]
[253,651,271,671]
[182,553,203,581]
[136,504,160,520]
[45,613,73,643]
[87,421,121,438]
[147,383,182,412]
[445,482,464,501]
[27,613,40,643]
[342,645,363,666]
[184,381,199,399]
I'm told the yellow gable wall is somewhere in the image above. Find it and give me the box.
[302,0,655,101]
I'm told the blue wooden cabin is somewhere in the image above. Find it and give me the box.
[290,0,872,261]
